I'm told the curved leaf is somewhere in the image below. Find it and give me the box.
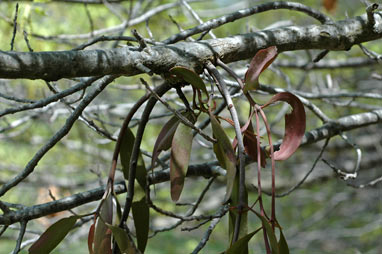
[170,66,208,97]
[226,231,257,254]
[29,216,78,254]
[170,121,194,201]
[209,112,236,202]
[151,116,180,169]
[262,92,306,161]
[132,197,149,253]
[244,46,278,91]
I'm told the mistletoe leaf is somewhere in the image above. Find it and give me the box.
[170,121,194,201]
[262,92,306,161]
[244,46,278,91]
[209,112,236,202]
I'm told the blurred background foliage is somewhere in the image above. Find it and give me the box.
[0,0,381,253]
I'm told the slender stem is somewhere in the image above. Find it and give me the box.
[257,106,276,230]
[205,62,246,243]
[107,90,152,192]
[120,83,171,224]
[254,108,271,254]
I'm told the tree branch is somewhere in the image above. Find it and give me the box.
[1,11,382,80]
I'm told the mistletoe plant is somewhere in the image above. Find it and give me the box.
[28,46,306,254]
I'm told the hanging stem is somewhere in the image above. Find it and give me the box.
[254,107,271,254]
[257,105,276,231]
[205,62,246,243]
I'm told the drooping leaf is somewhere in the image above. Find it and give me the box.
[170,66,208,97]
[120,127,146,190]
[254,212,279,254]
[94,193,113,254]
[151,115,180,169]
[228,174,248,248]
[132,197,150,253]
[170,121,194,201]
[88,222,95,254]
[29,216,78,254]
[226,230,257,254]
[278,228,290,254]
[105,223,137,254]
[243,120,267,168]
[209,112,236,202]
[244,46,278,91]
[261,92,306,161]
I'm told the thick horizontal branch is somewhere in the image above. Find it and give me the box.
[1,12,382,80]
[1,109,380,225]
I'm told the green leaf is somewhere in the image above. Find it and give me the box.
[209,112,236,202]
[229,175,248,247]
[226,231,257,254]
[29,216,78,254]
[170,121,194,201]
[254,212,279,254]
[105,223,137,254]
[278,228,289,254]
[94,193,113,254]
[120,127,146,190]
[132,197,150,253]
[244,46,278,92]
[151,116,181,169]
[170,66,208,97]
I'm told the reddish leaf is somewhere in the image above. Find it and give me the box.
[151,116,180,169]
[88,222,95,254]
[323,0,337,12]
[244,46,278,91]
[170,121,194,201]
[29,216,78,254]
[209,112,236,202]
[243,121,267,168]
[261,92,306,161]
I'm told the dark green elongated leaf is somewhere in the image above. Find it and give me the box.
[170,66,208,97]
[170,121,194,201]
[151,116,180,169]
[254,212,279,254]
[278,228,289,254]
[226,231,257,254]
[120,127,146,189]
[29,216,78,254]
[261,92,306,161]
[229,175,248,249]
[209,112,236,202]
[132,197,149,253]
[94,193,113,254]
[105,223,138,254]
[244,46,278,91]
